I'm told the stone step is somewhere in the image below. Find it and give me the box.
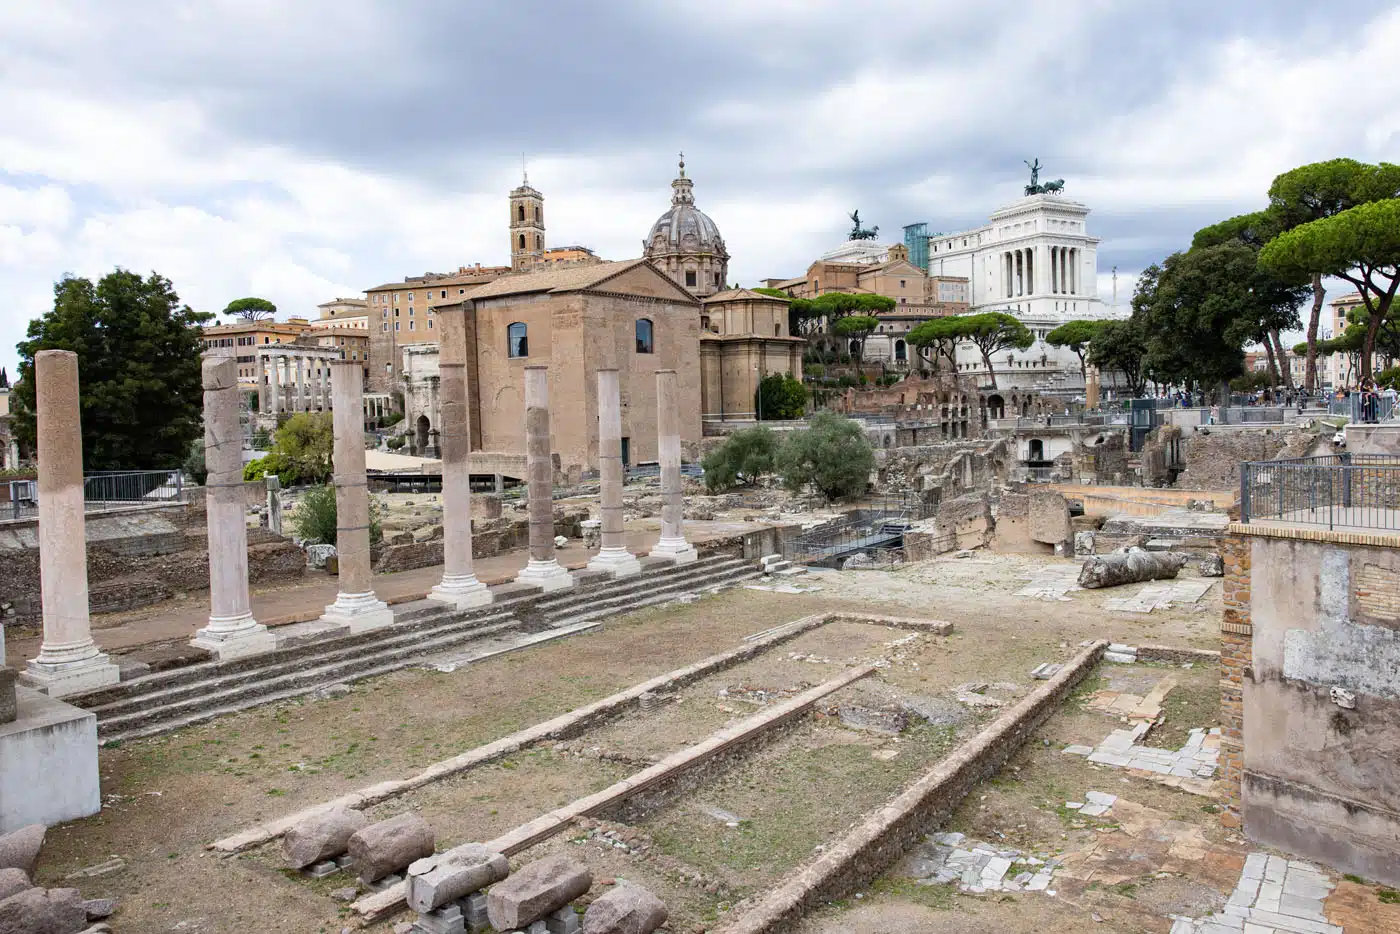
[528,555,744,613]
[544,567,763,630]
[539,561,756,623]
[763,560,793,574]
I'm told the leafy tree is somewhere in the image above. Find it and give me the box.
[183,436,208,485]
[752,287,790,299]
[290,483,382,546]
[959,312,1033,389]
[1087,318,1149,397]
[789,293,895,360]
[775,411,874,501]
[1260,198,1400,381]
[1265,159,1400,392]
[223,296,278,321]
[700,426,778,492]
[1045,319,1105,381]
[832,314,880,361]
[11,269,212,470]
[271,412,334,484]
[906,316,966,373]
[756,372,807,419]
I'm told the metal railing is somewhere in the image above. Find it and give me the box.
[1328,395,1397,423]
[624,462,705,480]
[1240,455,1400,532]
[2,470,186,521]
[784,493,935,567]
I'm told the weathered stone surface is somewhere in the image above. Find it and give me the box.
[0,886,85,934]
[82,898,116,920]
[305,544,336,569]
[1029,491,1071,545]
[485,854,592,931]
[405,844,509,913]
[580,880,667,934]
[935,493,993,551]
[837,705,909,735]
[283,807,368,869]
[1078,550,1188,589]
[0,668,15,725]
[348,813,434,884]
[0,825,45,876]
[1074,530,1095,557]
[0,870,29,902]
[1198,553,1224,577]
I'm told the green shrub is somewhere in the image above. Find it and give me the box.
[1376,365,1400,390]
[387,435,407,450]
[290,484,382,546]
[805,363,824,378]
[776,411,874,501]
[701,427,778,492]
[184,436,207,485]
[243,452,296,485]
[382,411,404,427]
[756,372,808,420]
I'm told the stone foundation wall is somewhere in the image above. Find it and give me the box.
[1176,427,1312,490]
[1219,532,1251,827]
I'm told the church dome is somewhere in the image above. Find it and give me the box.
[644,157,727,257]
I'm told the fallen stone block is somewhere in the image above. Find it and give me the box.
[1077,551,1187,589]
[414,902,463,934]
[405,845,509,913]
[1029,490,1071,545]
[486,854,591,931]
[348,813,435,884]
[0,825,45,876]
[547,904,581,934]
[0,886,86,934]
[1198,553,1224,577]
[1030,662,1063,680]
[0,869,30,902]
[581,880,668,934]
[1074,531,1095,557]
[1104,651,1137,664]
[283,807,368,869]
[0,668,16,725]
[83,898,117,921]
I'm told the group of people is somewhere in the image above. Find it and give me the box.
[1342,382,1397,424]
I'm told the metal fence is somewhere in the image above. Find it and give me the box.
[784,493,935,567]
[624,462,705,481]
[1240,455,1400,532]
[1328,395,1397,423]
[1,469,185,521]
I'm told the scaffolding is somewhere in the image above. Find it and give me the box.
[902,222,930,271]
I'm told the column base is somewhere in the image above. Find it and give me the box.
[428,575,495,609]
[514,559,575,592]
[21,653,121,699]
[586,548,643,578]
[648,538,698,564]
[320,592,395,633]
[190,615,278,660]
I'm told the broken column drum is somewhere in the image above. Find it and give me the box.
[191,354,276,659]
[320,360,394,631]
[513,366,574,591]
[648,368,697,564]
[429,307,492,608]
[587,367,642,578]
[1078,550,1188,589]
[23,350,121,697]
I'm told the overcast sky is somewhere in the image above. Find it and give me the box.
[2,0,1398,376]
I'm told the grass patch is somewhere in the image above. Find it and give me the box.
[1379,888,1400,905]
[868,876,956,910]
[1344,873,1366,884]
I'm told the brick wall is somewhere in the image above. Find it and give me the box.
[1219,532,1252,827]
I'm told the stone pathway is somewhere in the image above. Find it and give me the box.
[1014,564,1082,600]
[1170,852,1342,934]
[1104,578,1214,613]
[898,832,1062,894]
[1086,675,1178,724]
[1064,723,1220,795]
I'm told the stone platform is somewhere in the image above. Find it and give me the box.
[0,685,100,833]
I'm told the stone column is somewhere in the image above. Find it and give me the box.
[648,369,697,564]
[320,361,331,412]
[587,368,641,578]
[1085,364,1101,410]
[320,360,394,631]
[268,354,282,417]
[191,355,277,659]
[294,356,306,413]
[429,309,492,608]
[23,350,120,697]
[513,366,574,591]
[258,354,269,412]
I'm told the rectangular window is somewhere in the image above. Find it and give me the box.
[685,270,697,287]
[458,288,465,294]
[394,292,400,302]
[441,290,447,298]
[407,292,413,302]
[427,319,433,329]
[409,320,415,331]
[394,321,400,331]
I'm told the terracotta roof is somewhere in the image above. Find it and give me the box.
[464,258,688,301]
[703,287,790,305]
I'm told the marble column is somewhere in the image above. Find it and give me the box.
[320,360,394,631]
[1085,364,1101,410]
[513,366,574,591]
[587,368,641,577]
[191,354,276,658]
[258,354,270,412]
[294,356,306,413]
[320,361,331,412]
[428,309,492,608]
[23,350,120,697]
[648,369,697,563]
[268,354,282,417]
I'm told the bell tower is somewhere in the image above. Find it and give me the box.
[509,170,545,272]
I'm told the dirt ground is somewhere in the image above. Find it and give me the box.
[28,552,1246,932]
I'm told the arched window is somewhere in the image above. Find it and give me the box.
[895,339,907,362]
[507,322,528,358]
[517,204,525,222]
[535,234,542,250]
[518,234,525,249]
[635,318,654,354]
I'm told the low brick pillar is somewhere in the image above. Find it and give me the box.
[1218,531,1252,828]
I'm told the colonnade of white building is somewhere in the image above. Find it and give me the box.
[1001,246,1079,299]
[256,349,341,416]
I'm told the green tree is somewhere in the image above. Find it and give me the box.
[832,314,880,361]
[789,293,895,361]
[1045,319,1105,381]
[958,312,1033,389]
[700,426,778,492]
[1260,198,1400,382]
[290,483,382,546]
[223,296,278,321]
[775,411,874,501]
[1087,318,1149,397]
[906,316,966,374]
[271,412,334,484]
[756,372,807,419]
[1265,159,1400,392]
[11,269,213,470]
